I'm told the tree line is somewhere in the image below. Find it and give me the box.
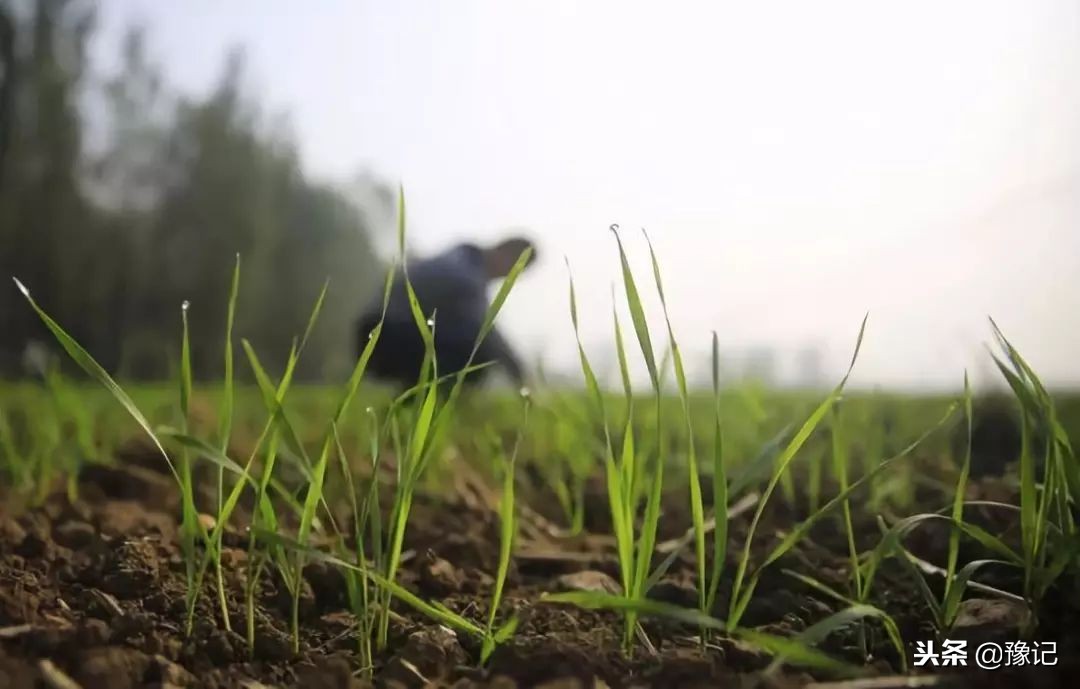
[0,0,391,381]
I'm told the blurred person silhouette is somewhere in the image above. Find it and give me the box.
[356,235,537,389]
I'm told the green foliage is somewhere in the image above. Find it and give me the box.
[481,401,528,664]
[706,332,728,615]
[567,229,663,651]
[0,7,387,381]
[371,187,534,652]
[727,316,867,629]
[9,175,1080,680]
[941,372,973,627]
[542,590,860,676]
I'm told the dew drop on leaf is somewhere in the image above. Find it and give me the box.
[12,277,30,298]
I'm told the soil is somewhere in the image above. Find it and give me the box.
[1,445,1078,688]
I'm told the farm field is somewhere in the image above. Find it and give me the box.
[2,242,1080,689]
[3,3,1078,688]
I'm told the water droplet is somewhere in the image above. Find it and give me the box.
[12,277,30,298]
[181,300,190,312]
[426,318,435,327]
[368,331,375,340]
[365,406,374,414]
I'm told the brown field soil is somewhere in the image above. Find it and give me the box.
[1,446,1078,688]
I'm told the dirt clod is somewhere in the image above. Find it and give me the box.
[77,618,112,646]
[383,625,467,688]
[148,654,195,685]
[295,653,365,689]
[1,457,1076,688]
[421,554,467,596]
[54,521,97,550]
[73,646,152,689]
[554,571,621,595]
[951,598,1031,645]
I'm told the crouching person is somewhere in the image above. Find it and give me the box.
[356,236,537,389]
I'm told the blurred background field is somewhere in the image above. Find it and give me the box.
[2,0,1079,391]
[4,375,1080,511]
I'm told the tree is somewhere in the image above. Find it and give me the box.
[0,3,386,381]
[0,0,111,373]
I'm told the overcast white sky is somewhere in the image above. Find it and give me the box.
[94,0,1080,389]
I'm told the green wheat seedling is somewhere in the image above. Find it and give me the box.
[823,398,865,656]
[233,336,307,644]
[861,511,1020,637]
[249,397,529,666]
[234,284,327,647]
[13,277,222,634]
[813,443,837,513]
[370,266,531,651]
[987,318,1079,607]
[565,262,628,647]
[862,395,888,510]
[542,590,873,677]
[224,263,387,654]
[829,403,859,602]
[564,232,875,651]
[159,278,329,640]
[706,332,728,617]
[373,185,534,651]
[168,263,404,652]
[727,398,957,642]
[212,254,241,631]
[717,403,958,669]
[637,230,728,635]
[726,315,869,629]
[42,364,95,502]
[283,267,393,654]
[481,398,528,664]
[31,378,62,505]
[251,528,495,652]
[333,413,380,676]
[822,396,917,655]
[177,300,204,632]
[0,407,30,491]
[639,231,708,624]
[561,226,672,652]
[610,227,666,651]
[779,569,907,672]
[858,321,1080,639]
[860,471,1019,632]
[530,390,598,535]
[173,256,242,633]
[940,371,974,628]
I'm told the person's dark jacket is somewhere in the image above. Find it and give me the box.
[356,243,523,387]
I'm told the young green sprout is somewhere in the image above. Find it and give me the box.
[481,396,529,664]
[14,277,216,636]
[564,235,655,651]
[726,315,868,629]
[373,185,535,651]
[212,254,241,630]
[333,409,382,677]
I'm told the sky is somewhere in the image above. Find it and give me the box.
[93,0,1080,390]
